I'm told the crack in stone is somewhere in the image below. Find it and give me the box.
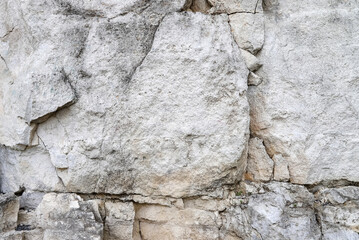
[254,0,261,13]
[305,180,359,194]
[0,27,15,39]
[138,221,144,240]
[313,207,324,239]
[0,54,9,70]
[123,15,166,85]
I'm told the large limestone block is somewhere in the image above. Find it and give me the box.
[0,0,186,149]
[249,0,359,184]
[35,12,249,198]
[0,0,233,198]
[0,193,19,232]
[36,193,103,240]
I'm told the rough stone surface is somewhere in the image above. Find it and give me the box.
[134,204,221,240]
[247,72,263,86]
[272,154,290,181]
[0,193,19,232]
[315,186,359,240]
[208,0,262,14]
[2,10,249,198]
[222,182,321,240]
[240,49,262,71]
[0,146,64,193]
[0,0,358,239]
[36,193,103,240]
[246,137,273,181]
[229,13,264,54]
[105,201,135,240]
[190,0,212,12]
[249,0,359,184]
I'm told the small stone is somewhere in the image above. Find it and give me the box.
[248,72,263,86]
[190,0,212,13]
[273,154,290,181]
[246,137,274,182]
[0,193,19,232]
[104,201,135,240]
[240,49,262,71]
[229,13,264,54]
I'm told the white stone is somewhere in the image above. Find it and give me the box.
[249,0,359,184]
[273,154,290,181]
[316,186,359,239]
[104,201,135,240]
[0,231,24,240]
[246,137,273,181]
[134,204,221,240]
[229,13,264,54]
[248,72,263,86]
[0,146,64,193]
[34,12,249,198]
[222,182,321,240]
[240,49,262,71]
[25,69,76,124]
[36,193,103,240]
[208,0,262,14]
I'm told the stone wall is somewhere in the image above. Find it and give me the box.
[0,0,358,239]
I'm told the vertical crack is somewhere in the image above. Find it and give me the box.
[138,220,144,240]
[0,54,9,70]
[103,198,107,240]
[254,0,261,13]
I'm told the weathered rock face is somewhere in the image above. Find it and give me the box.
[1,0,250,198]
[1,0,358,239]
[315,186,359,240]
[222,182,322,240]
[104,201,135,240]
[249,0,359,184]
[0,193,19,232]
[36,193,103,240]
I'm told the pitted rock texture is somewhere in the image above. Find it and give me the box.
[1,0,359,239]
[1,9,250,198]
